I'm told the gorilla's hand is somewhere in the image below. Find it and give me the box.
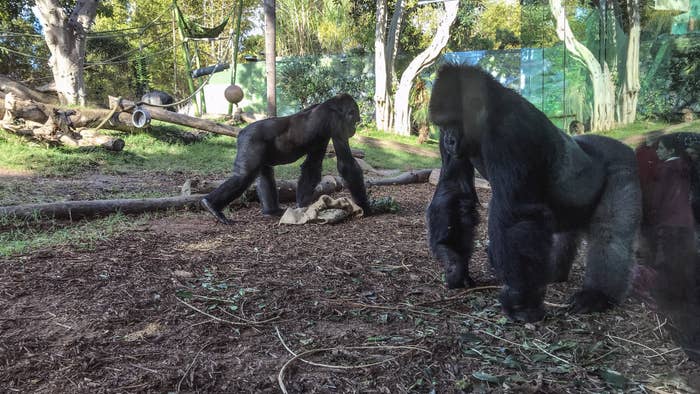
[568,289,615,314]
[499,286,546,323]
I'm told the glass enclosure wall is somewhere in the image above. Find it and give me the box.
[444,0,699,132]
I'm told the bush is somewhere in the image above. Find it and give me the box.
[278,55,374,121]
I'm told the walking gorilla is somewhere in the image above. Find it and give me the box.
[201,93,371,225]
[427,64,641,322]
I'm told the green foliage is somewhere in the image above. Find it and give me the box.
[277,55,374,118]
[669,33,700,110]
[369,196,401,214]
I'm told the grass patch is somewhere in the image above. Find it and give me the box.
[599,119,672,141]
[0,123,440,180]
[0,212,153,257]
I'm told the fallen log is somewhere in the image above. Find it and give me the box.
[0,74,59,104]
[0,170,437,221]
[188,175,344,199]
[0,195,204,221]
[109,96,240,137]
[1,93,126,151]
[367,169,433,186]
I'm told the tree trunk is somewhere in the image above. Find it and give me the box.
[549,0,615,131]
[264,0,277,117]
[374,0,392,131]
[393,0,459,136]
[386,0,405,86]
[33,0,98,106]
[616,0,641,125]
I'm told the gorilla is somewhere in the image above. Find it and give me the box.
[141,90,176,112]
[201,93,371,225]
[427,64,641,322]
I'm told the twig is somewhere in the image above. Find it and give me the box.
[606,334,668,361]
[544,301,570,308]
[645,347,681,359]
[274,326,430,394]
[176,344,207,392]
[414,285,502,306]
[176,296,279,326]
[532,339,576,368]
[478,329,533,362]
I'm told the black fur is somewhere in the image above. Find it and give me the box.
[428,64,641,322]
[427,130,480,289]
[202,94,370,224]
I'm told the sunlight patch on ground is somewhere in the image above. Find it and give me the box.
[184,238,225,251]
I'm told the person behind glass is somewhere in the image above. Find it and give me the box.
[634,132,663,272]
[647,136,696,306]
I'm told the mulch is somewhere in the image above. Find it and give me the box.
[1,182,698,393]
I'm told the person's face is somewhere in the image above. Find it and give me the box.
[656,142,672,161]
[687,147,698,161]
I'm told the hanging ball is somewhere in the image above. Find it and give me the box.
[225,85,244,104]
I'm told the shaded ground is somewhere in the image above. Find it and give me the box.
[1,176,699,393]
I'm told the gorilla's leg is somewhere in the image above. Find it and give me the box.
[256,165,284,216]
[571,167,641,313]
[489,199,553,323]
[202,141,263,224]
[549,232,579,283]
[296,150,324,207]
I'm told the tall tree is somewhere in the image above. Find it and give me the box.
[549,0,642,131]
[393,0,459,135]
[264,0,277,116]
[375,0,459,134]
[33,0,98,106]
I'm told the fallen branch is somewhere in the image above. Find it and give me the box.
[2,93,127,150]
[109,96,240,138]
[0,74,59,104]
[0,170,435,221]
[367,169,432,186]
[0,194,204,221]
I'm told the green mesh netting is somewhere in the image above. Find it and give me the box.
[175,3,230,39]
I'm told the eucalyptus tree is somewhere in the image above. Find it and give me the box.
[549,0,643,131]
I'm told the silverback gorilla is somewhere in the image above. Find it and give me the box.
[201,93,371,224]
[427,64,641,322]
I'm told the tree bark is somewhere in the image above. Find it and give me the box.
[33,0,98,106]
[2,92,125,150]
[0,75,59,104]
[264,0,277,117]
[366,169,432,186]
[393,0,459,136]
[550,0,615,131]
[0,195,204,221]
[109,96,240,137]
[386,0,405,87]
[374,0,392,132]
[615,0,641,125]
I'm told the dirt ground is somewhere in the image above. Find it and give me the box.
[1,175,699,393]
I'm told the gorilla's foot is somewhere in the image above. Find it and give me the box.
[262,207,285,217]
[201,198,234,225]
[568,289,615,314]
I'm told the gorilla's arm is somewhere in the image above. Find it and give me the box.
[332,137,371,214]
[427,153,479,288]
[296,145,328,207]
